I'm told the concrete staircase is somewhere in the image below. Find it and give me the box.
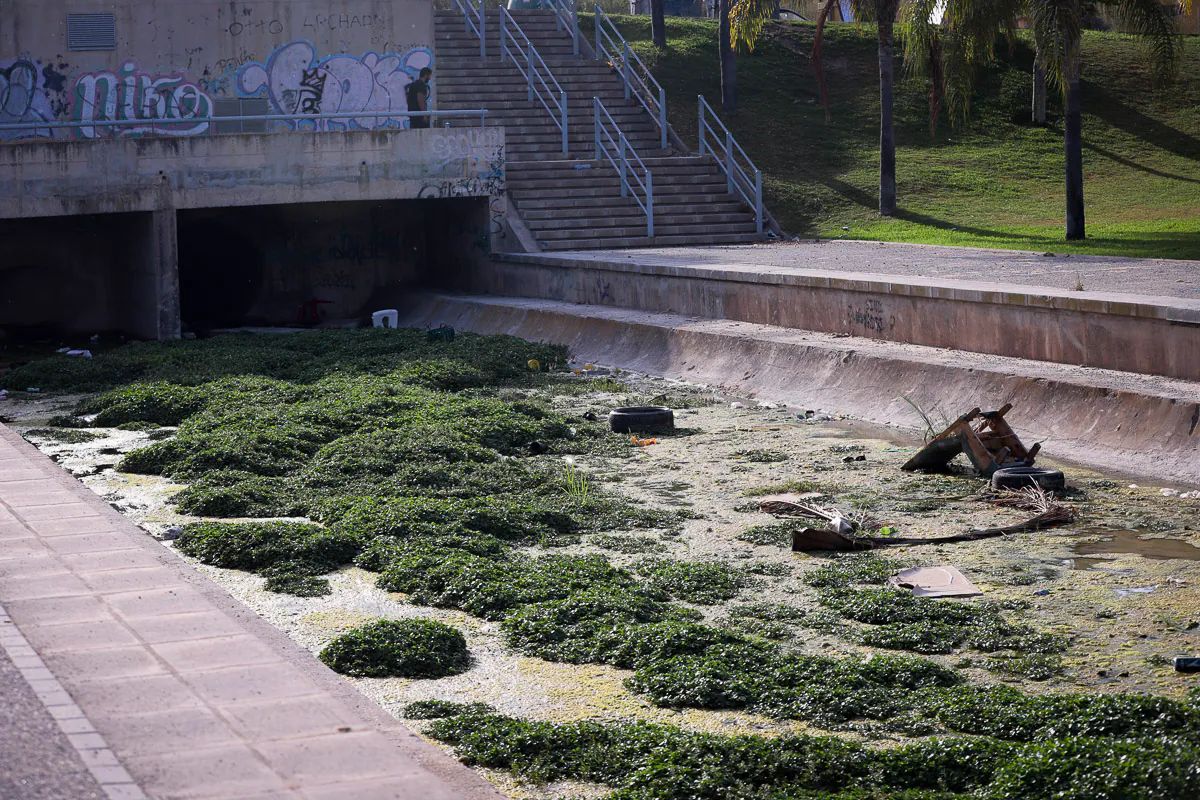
[433,9,765,250]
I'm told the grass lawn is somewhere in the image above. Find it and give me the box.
[581,14,1200,259]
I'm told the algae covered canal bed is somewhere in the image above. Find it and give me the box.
[4,329,1200,800]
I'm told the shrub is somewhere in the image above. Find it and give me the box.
[175,521,361,580]
[319,619,470,678]
[402,700,495,719]
[635,558,745,604]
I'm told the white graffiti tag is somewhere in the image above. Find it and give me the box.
[236,41,433,130]
[0,56,57,140]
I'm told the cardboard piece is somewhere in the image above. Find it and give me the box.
[889,566,982,598]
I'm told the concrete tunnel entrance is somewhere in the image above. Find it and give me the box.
[176,197,491,332]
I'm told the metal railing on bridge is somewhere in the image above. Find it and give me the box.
[698,95,763,234]
[500,6,570,154]
[594,96,653,237]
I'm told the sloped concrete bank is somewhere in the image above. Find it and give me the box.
[477,253,1200,382]
[399,293,1200,485]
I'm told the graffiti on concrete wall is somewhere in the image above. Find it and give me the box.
[0,56,59,140]
[236,41,434,130]
[71,59,215,139]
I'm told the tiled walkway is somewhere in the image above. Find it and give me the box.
[0,426,501,800]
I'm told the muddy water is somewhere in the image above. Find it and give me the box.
[1071,528,1200,569]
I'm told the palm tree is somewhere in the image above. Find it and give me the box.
[720,0,739,110]
[652,0,668,47]
[732,0,902,215]
[904,0,1187,240]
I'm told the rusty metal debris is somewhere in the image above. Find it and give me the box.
[902,404,1039,477]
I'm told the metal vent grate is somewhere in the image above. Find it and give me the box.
[214,98,269,134]
[66,13,117,51]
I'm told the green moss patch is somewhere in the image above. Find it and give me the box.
[319,619,470,678]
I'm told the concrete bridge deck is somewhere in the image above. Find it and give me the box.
[0,425,501,800]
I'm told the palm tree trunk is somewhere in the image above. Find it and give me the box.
[651,0,667,48]
[718,0,737,111]
[1032,51,1046,125]
[812,0,837,123]
[878,17,896,216]
[1064,53,1084,240]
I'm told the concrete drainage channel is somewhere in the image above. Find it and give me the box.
[398,292,1200,486]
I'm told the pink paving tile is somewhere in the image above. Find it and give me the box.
[0,570,92,601]
[72,674,206,718]
[216,695,362,742]
[184,662,321,706]
[46,530,137,555]
[59,548,162,573]
[79,567,186,596]
[43,646,169,684]
[0,468,48,482]
[105,585,209,619]
[25,618,141,653]
[4,595,112,627]
[223,793,305,800]
[0,521,34,538]
[300,775,462,800]
[28,516,121,537]
[122,610,246,644]
[0,536,51,559]
[19,502,106,522]
[151,634,284,672]
[255,732,405,784]
[0,554,69,579]
[124,745,287,800]
[3,490,80,508]
[93,707,241,757]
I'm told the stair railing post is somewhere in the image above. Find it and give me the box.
[622,40,631,100]
[573,0,580,56]
[527,42,535,104]
[594,97,601,160]
[646,169,654,237]
[754,169,763,234]
[658,86,667,150]
[500,9,507,64]
[561,90,568,155]
[725,131,734,194]
[619,133,628,198]
[595,5,603,61]
[479,0,486,58]
[698,96,706,157]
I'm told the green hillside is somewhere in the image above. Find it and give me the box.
[582,15,1200,259]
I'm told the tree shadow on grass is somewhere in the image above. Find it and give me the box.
[1085,142,1200,185]
[1082,89,1200,162]
[820,176,1049,242]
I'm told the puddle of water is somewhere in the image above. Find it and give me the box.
[1069,528,1200,568]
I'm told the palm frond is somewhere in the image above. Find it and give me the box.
[1029,0,1084,91]
[1103,0,1183,80]
[729,0,779,52]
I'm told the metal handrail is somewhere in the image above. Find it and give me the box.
[547,0,581,56]
[594,5,667,150]
[594,96,654,237]
[500,6,570,154]
[698,95,763,234]
[0,109,491,138]
[451,0,487,57]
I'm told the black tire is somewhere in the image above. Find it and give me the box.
[609,406,674,434]
[991,466,1066,492]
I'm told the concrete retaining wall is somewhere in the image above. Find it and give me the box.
[483,253,1200,382]
[0,127,505,219]
[400,293,1200,485]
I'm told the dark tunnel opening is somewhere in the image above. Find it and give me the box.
[177,218,266,331]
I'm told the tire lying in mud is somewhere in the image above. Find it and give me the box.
[992,466,1066,492]
[609,406,675,434]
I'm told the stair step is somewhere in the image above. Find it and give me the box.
[510,180,731,195]
[515,192,740,210]
[540,232,766,250]
[528,212,756,231]
[535,220,761,241]
[521,201,748,220]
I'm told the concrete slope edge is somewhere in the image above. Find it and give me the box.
[0,424,506,800]
[491,252,1200,319]
[399,293,1200,486]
